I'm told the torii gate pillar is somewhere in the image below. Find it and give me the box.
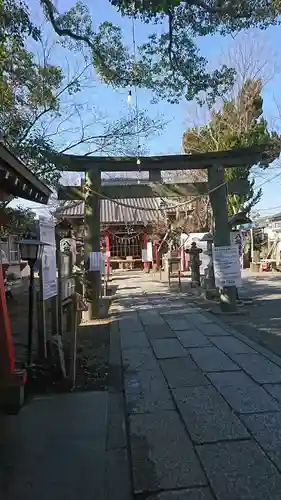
[208,164,237,312]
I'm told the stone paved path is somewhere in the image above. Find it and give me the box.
[110,272,281,500]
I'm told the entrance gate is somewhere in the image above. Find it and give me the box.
[55,145,267,317]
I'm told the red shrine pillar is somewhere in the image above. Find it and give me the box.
[0,264,14,375]
[0,263,26,411]
[105,231,110,278]
[142,230,148,271]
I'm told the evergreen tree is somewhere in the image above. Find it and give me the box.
[182,79,281,214]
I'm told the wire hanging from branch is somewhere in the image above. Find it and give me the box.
[128,15,142,177]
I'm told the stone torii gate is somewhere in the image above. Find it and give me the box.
[55,145,267,317]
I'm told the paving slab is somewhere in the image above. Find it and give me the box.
[185,313,213,325]
[268,450,281,472]
[189,346,240,372]
[196,440,281,500]
[144,324,176,340]
[124,366,174,414]
[121,329,150,349]
[208,371,281,413]
[196,323,230,337]
[124,368,167,395]
[164,318,193,331]
[151,339,187,359]
[173,385,249,444]
[139,311,166,326]
[229,353,281,384]
[106,393,127,450]
[121,320,144,331]
[105,448,132,500]
[126,387,175,414]
[175,330,212,348]
[241,412,281,470]
[147,488,215,500]
[0,392,108,500]
[129,411,206,493]
[210,336,256,354]
[122,348,159,372]
[160,358,210,388]
[264,383,281,403]
[162,307,197,315]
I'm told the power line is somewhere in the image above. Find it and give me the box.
[252,205,281,212]
[255,170,281,190]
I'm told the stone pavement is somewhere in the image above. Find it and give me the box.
[0,392,109,500]
[2,271,281,500]
[110,271,281,500]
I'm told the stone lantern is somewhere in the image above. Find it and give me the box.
[185,242,202,286]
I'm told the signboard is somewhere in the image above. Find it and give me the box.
[89,252,103,271]
[212,245,242,288]
[39,217,57,300]
[230,231,242,257]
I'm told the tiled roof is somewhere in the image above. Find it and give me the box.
[59,197,188,224]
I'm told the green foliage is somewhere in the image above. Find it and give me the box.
[182,79,281,215]
[0,0,74,186]
[42,0,281,104]
[0,204,36,238]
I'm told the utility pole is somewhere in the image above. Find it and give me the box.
[84,169,101,319]
[208,164,237,312]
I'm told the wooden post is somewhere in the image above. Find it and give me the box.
[69,294,77,390]
[84,168,101,319]
[178,270,182,292]
[208,165,237,312]
[55,231,63,337]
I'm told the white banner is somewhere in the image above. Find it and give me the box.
[142,249,147,262]
[147,242,153,262]
[212,245,242,288]
[39,217,57,300]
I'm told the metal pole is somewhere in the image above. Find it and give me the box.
[27,264,34,366]
[37,260,47,360]
[208,165,237,312]
[250,228,254,262]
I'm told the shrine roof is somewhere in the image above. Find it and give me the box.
[0,142,52,203]
[58,197,188,224]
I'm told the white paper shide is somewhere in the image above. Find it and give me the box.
[89,252,104,272]
[212,245,242,288]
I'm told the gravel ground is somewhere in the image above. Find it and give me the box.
[7,280,112,393]
[67,321,110,392]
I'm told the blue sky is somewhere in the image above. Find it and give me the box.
[15,0,281,216]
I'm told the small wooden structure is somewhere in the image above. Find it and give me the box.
[0,142,51,412]
[58,194,197,272]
